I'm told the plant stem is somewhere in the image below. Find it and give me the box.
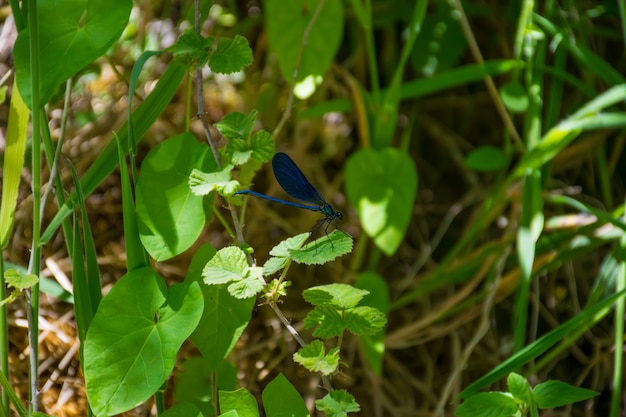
[26,0,42,410]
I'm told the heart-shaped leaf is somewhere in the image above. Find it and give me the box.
[346,148,418,256]
[84,268,203,416]
[14,0,132,107]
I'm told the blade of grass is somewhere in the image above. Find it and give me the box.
[40,61,187,244]
[457,289,626,399]
[68,162,102,341]
[0,80,29,416]
[26,0,42,409]
[610,229,625,417]
[115,135,150,271]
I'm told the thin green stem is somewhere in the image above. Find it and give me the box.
[453,0,523,150]
[0,367,26,417]
[26,0,41,410]
[363,0,379,101]
[610,223,625,416]
[0,256,7,416]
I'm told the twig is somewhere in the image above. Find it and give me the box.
[452,0,524,150]
[193,0,248,250]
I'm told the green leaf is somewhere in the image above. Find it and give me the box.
[84,268,203,416]
[220,388,259,417]
[136,133,216,261]
[167,30,213,66]
[174,357,215,417]
[344,306,387,336]
[0,81,28,247]
[354,272,389,375]
[264,279,291,301]
[455,392,518,417]
[289,230,353,265]
[500,82,529,113]
[14,0,132,107]
[303,284,369,309]
[249,130,275,163]
[209,35,253,74]
[293,340,339,375]
[266,0,343,83]
[262,373,309,417]
[186,244,254,371]
[263,233,310,275]
[159,403,203,417]
[533,381,599,409]
[507,373,531,404]
[189,165,239,196]
[410,1,466,75]
[304,305,343,338]
[345,148,418,256]
[40,62,187,245]
[202,246,252,284]
[465,146,507,172]
[315,390,360,417]
[457,291,625,399]
[225,139,254,165]
[228,276,265,299]
[215,111,258,141]
[202,246,264,299]
[223,130,275,166]
[302,285,387,337]
[4,269,38,290]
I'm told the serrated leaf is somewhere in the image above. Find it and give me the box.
[223,127,274,167]
[315,390,360,417]
[209,35,253,74]
[304,305,343,338]
[215,111,257,141]
[455,392,518,417]
[293,340,339,375]
[303,284,369,309]
[167,30,213,66]
[507,372,531,404]
[262,257,289,276]
[225,140,254,165]
[533,381,599,409]
[227,275,265,299]
[263,233,310,275]
[186,245,255,372]
[202,246,249,284]
[270,233,311,257]
[189,165,238,196]
[290,230,353,265]
[202,247,264,299]
[264,279,290,300]
[4,269,38,290]
[249,130,275,162]
[344,306,387,336]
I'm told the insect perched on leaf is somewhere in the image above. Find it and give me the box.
[235,152,343,239]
